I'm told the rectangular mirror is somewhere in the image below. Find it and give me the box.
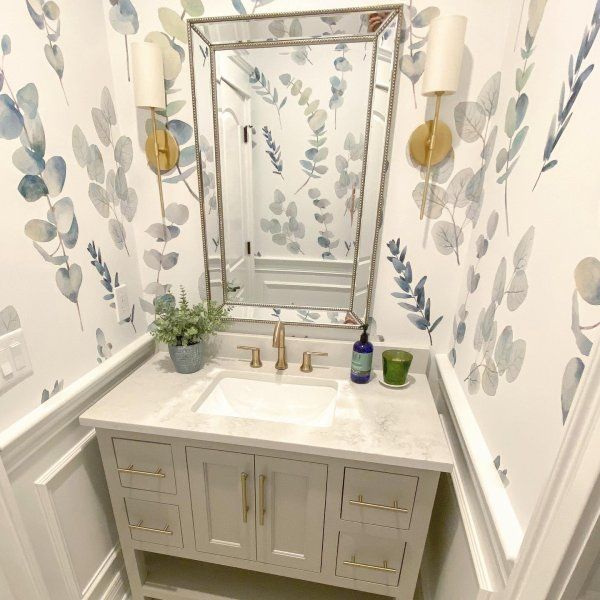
[188,6,402,328]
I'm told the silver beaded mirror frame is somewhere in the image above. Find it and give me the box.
[187,5,403,329]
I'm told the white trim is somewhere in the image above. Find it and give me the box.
[0,459,49,600]
[100,568,128,600]
[263,280,351,292]
[439,414,504,594]
[501,338,600,600]
[253,255,353,276]
[436,355,523,571]
[0,334,155,474]
[34,431,123,599]
[82,546,121,600]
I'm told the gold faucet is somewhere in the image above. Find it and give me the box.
[272,321,287,370]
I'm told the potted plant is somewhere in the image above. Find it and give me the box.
[151,287,229,374]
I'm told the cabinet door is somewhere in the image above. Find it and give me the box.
[255,456,327,572]
[187,448,256,560]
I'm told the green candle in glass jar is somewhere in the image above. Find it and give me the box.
[382,349,413,386]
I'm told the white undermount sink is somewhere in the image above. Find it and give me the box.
[194,371,339,427]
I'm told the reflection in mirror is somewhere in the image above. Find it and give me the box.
[189,6,402,328]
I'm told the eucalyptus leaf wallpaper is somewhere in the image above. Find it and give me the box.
[0,1,146,429]
[1,0,599,536]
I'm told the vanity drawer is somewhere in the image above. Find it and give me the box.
[335,531,404,587]
[341,468,417,529]
[124,498,183,548]
[113,438,176,494]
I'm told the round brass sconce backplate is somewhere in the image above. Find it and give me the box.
[409,120,453,166]
[145,129,180,173]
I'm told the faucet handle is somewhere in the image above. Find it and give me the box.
[237,345,262,368]
[300,351,328,373]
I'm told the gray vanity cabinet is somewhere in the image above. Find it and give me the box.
[95,430,440,600]
[187,447,256,560]
[255,456,327,572]
[187,450,327,572]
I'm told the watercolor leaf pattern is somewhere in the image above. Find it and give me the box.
[141,203,190,315]
[279,75,329,193]
[261,189,305,255]
[533,1,599,189]
[416,73,500,265]
[310,187,339,260]
[96,328,113,363]
[387,237,443,345]
[1,40,83,329]
[561,256,600,423]
[496,1,548,235]
[87,241,136,331]
[0,305,21,335]
[249,67,287,128]
[335,132,363,229]
[330,43,351,129]
[108,0,140,81]
[72,87,136,255]
[25,0,68,103]
[465,227,534,396]
[448,211,499,366]
[399,4,440,107]
[262,126,283,179]
[41,379,63,403]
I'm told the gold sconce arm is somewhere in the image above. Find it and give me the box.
[409,91,453,221]
[146,107,180,224]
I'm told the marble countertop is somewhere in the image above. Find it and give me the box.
[80,353,452,472]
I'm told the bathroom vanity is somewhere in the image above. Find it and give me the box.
[81,354,451,600]
[79,5,453,599]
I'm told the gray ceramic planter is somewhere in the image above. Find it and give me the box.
[168,342,203,374]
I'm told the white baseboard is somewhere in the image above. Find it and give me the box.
[101,569,128,600]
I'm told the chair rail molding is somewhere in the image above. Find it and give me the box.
[500,336,600,600]
[0,334,155,474]
[431,353,525,600]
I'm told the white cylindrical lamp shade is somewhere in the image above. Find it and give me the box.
[131,42,166,109]
[421,15,467,96]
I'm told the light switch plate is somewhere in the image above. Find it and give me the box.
[0,328,33,394]
[115,285,130,322]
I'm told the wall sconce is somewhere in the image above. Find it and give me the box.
[409,15,467,220]
[131,42,179,223]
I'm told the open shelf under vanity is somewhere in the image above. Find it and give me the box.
[141,552,392,600]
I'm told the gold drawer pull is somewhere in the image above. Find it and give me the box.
[349,495,408,513]
[241,472,249,523]
[343,555,396,573]
[118,465,166,478]
[129,520,173,535]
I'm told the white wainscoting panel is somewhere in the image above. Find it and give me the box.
[0,334,153,600]
[34,431,119,599]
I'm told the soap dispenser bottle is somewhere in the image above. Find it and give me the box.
[351,325,373,384]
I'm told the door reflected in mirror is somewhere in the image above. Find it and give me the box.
[189,6,402,327]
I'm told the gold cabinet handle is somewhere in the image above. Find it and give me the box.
[117,465,166,478]
[129,520,173,535]
[259,474,266,526]
[349,495,408,513]
[343,555,396,573]
[241,472,249,523]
